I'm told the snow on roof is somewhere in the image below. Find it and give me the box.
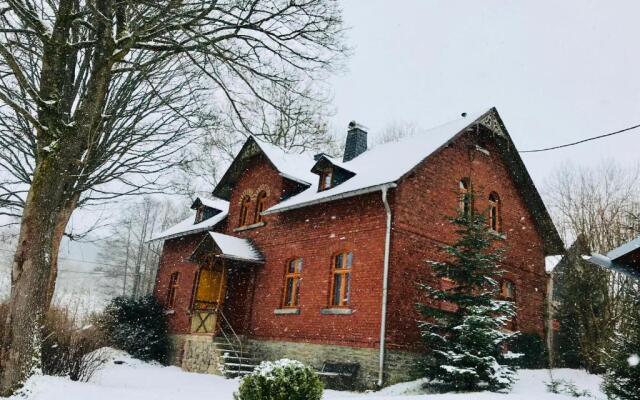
[607,235,640,261]
[253,139,317,186]
[150,198,229,242]
[208,232,263,263]
[195,197,229,211]
[545,255,564,273]
[264,108,491,214]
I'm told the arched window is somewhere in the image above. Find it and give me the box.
[282,258,303,307]
[330,251,353,307]
[459,178,471,216]
[254,191,268,224]
[500,280,516,300]
[239,195,251,226]
[489,192,501,232]
[167,272,180,309]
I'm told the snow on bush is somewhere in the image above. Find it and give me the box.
[234,359,323,400]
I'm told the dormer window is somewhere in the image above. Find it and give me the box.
[319,169,333,191]
[195,207,204,224]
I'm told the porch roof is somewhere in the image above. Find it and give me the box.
[190,232,264,264]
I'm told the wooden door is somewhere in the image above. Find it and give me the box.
[191,258,226,334]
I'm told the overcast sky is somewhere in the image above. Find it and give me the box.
[330,0,639,185]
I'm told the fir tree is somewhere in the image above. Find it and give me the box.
[602,289,640,400]
[417,192,519,392]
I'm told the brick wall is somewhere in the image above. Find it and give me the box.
[224,153,388,348]
[154,235,204,334]
[386,132,548,350]
[154,129,549,358]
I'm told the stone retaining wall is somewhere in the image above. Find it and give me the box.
[170,334,222,375]
[245,338,423,390]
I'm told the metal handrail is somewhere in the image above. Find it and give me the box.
[216,307,243,356]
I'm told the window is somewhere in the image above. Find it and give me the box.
[254,191,267,223]
[330,251,353,307]
[167,272,180,309]
[459,178,472,216]
[500,280,516,300]
[195,207,204,224]
[489,192,501,232]
[239,195,251,226]
[282,258,303,308]
[319,169,333,191]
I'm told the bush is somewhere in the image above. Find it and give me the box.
[234,359,323,400]
[507,333,547,369]
[0,302,107,382]
[97,296,170,364]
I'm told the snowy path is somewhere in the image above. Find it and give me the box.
[10,351,604,400]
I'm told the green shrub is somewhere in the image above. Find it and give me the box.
[97,296,170,364]
[234,359,323,400]
[507,333,547,369]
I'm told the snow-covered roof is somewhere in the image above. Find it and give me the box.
[586,235,640,279]
[263,109,490,214]
[606,235,640,261]
[207,232,263,263]
[192,197,229,211]
[545,255,563,273]
[150,197,229,242]
[254,139,317,185]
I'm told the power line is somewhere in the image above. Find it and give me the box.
[519,123,640,153]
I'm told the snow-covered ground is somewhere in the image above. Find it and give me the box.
[10,350,604,400]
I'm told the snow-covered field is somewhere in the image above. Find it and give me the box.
[10,350,604,400]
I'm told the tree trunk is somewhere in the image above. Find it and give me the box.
[0,161,77,395]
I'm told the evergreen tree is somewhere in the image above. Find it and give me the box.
[602,288,640,400]
[417,193,519,392]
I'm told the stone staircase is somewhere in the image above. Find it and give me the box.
[212,336,260,377]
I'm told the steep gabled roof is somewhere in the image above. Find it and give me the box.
[211,108,564,255]
[212,136,316,200]
[149,197,229,242]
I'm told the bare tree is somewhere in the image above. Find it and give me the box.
[374,120,421,145]
[0,1,346,393]
[173,80,340,197]
[95,198,185,299]
[544,161,640,371]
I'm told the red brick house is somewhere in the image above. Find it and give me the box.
[151,107,563,389]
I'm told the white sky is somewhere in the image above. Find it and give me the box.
[330,0,639,185]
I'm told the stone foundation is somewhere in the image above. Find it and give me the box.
[169,334,423,390]
[245,338,423,390]
[170,334,222,375]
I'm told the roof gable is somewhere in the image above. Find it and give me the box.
[212,137,316,200]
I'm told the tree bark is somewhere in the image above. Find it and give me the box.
[0,159,78,395]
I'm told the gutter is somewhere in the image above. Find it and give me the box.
[378,184,394,387]
[262,183,396,216]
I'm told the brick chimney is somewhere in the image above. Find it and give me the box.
[343,121,368,162]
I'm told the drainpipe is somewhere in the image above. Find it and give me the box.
[378,184,394,387]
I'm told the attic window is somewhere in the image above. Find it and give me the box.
[319,169,333,191]
[195,207,204,224]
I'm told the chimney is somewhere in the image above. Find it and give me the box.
[343,121,368,162]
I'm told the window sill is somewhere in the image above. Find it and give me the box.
[163,309,175,315]
[274,308,300,315]
[234,221,266,232]
[321,308,353,315]
[490,230,506,239]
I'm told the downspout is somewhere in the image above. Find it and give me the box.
[378,184,394,387]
